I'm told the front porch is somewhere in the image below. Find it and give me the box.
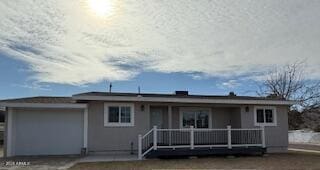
[138,104,265,159]
[138,126,266,159]
[148,105,244,130]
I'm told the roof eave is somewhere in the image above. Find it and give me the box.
[0,102,87,109]
[72,95,297,106]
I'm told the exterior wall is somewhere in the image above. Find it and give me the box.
[240,105,289,153]
[162,107,169,129]
[212,107,232,128]
[230,107,241,128]
[4,109,8,157]
[3,100,289,156]
[88,101,288,153]
[8,108,84,156]
[87,101,150,153]
[172,106,180,129]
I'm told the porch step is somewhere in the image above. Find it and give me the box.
[145,147,266,158]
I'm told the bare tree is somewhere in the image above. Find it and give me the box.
[258,61,320,131]
[258,62,320,110]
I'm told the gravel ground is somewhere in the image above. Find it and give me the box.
[0,156,80,170]
[0,144,319,170]
[69,151,320,170]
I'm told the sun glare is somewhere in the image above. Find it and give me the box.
[87,0,114,17]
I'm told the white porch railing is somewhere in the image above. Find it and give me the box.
[138,125,265,160]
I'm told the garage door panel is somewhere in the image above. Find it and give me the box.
[13,109,83,156]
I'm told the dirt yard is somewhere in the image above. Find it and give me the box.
[69,151,320,170]
[289,143,320,151]
[0,155,79,170]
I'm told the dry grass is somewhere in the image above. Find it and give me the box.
[69,151,320,170]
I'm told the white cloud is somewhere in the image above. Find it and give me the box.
[0,0,320,85]
[12,82,51,91]
[221,80,241,89]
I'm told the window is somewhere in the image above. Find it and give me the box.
[183,112,195,128]
[196,111,209,128]
[108,106,119,122]
[104,103,134,127]
[254,107,277,126]
[181,108,210,128]
[265,109,273,123]
[256,109,264,123]
[120,106,131,123]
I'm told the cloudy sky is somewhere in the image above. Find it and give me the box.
[0,0,319,99]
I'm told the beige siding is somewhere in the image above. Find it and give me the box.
[4,101,289,155]
[88,101,289,153]
[212,107,231,128]
[240,105,289,152]
[172,107,180,129]
[4,110,8,157]
[87,101,150,152]
[230,107,241,128]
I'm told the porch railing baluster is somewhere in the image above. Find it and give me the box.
[138,126,266,160]
[153,126,157,150]
[227,125,232,149]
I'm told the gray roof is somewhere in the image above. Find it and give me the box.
[0,91,288,105]
[0,97,75,104]
[73,92,285,101]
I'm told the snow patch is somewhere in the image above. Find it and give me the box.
[289,130,320,144]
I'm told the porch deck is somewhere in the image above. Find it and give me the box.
[145,147,266,158]
[138,126,266,159]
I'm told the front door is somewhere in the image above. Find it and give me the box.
[150,108,163,129]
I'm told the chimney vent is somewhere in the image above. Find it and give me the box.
[175,91,189,96]
[229,91,236,96]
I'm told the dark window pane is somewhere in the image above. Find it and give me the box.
[196,111,209,128]
[183,112,195,128]
[265,109,273,123]
[120,106,131,123]
[108,106,119,122]
[256,109,264,123]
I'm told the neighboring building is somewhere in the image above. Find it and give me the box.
[0,109,4,122]
[0,91,295,158]
[0,109,4,145]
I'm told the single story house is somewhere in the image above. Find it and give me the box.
[0,91,295,159]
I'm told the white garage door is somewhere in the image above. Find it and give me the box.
[12,108,84,156]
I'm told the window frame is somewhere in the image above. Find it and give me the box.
[254,106,277,126]
[104,103,135,127]
[179,107,212,129]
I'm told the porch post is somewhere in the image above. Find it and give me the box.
[190,126,194,149]
[227,125,232,149]
[168,105,172,129]
[168,105,172,146]
[153,126,157,150]
[138,134,142,160]
[261,126,266,148]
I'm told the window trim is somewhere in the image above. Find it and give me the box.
[179,107,212,129]
[254,106,277,126]
[104,103,135,127]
